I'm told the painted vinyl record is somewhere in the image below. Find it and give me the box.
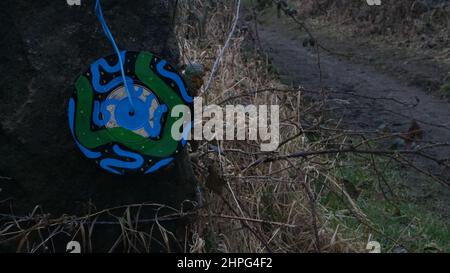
[68,51,193,175]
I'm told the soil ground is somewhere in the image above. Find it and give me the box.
[254,14,450,219]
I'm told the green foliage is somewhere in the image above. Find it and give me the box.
[438,82,450,98]
[256,0,273,10]
[326,155,450,253]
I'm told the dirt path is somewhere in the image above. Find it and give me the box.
[258,23,450,217]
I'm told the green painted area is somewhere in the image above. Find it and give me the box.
[74,52,184,158]
[134,52,184,153]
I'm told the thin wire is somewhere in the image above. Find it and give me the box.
[202,0,242,95]
[95,0,135,111]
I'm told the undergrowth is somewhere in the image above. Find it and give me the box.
[0,0,448,253]
[329,155,449,253]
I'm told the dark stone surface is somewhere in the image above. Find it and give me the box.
[0,0,197,216]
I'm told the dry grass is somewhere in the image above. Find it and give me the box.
[292,0,450,51]
[0,0,381,254]
[175,0,364,253]
[6,0,444,253]
[3,0,446,253]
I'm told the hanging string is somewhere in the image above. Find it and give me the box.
[95,0,135,112]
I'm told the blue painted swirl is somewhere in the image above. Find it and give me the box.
[156,60,193,103]
[145,157,174,174]
[100,145,144,175]
[93,99,119,127]
[181,121,192,147]
[90,51,135,94]
[68,98,102,159]
[143,92,168,138]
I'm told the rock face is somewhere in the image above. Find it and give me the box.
[0,0,197,217]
